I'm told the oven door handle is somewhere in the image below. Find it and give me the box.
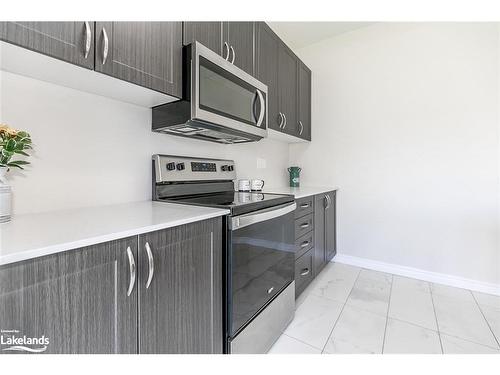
[231,202,297,230]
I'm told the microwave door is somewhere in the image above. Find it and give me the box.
[192,43,268,138]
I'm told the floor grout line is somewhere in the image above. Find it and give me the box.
[281,333,324,351]
[470,291,500,349]
[320,267,362,353]
[380,274,394,354]
[429,284,444,354]
[276,265,500,354]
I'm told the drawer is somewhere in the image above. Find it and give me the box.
[295,249,314,298]
[295,231,314,259]
[295,196,314,218]
[295,213,314,239]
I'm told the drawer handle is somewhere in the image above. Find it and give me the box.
[267,287,274,294]
[300,241,310,248]
[300,268,310,276]
[300,223,310,229]
[300,203,309,208]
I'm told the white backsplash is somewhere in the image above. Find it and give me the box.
[0,71,289,215]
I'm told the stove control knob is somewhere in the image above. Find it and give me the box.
[228,165,234,172]
[176,162,185,171]
[166,162,176,171]
[221,165,228,171]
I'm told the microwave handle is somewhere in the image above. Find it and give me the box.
[256,89,265,127]
[231,202,296,230]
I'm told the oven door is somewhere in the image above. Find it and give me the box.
[229,202,296,337]
[190,42,268,139]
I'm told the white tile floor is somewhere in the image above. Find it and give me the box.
[268,262,500,354]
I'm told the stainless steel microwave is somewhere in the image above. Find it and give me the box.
[152,42,268,144]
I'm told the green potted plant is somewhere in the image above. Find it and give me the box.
[0,124,33,223]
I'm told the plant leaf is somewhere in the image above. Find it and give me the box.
[8,160,30,166]
[6,164,24,170]
[4,139,16,152]
[14,150,30,157]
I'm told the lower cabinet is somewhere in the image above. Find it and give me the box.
[137,218,222,354]
[0,217,223,354]
[0,236,138,354]
[295,249,314,297]
[314,194,328,275]
[294,191,337,298]
[325,191,337,261]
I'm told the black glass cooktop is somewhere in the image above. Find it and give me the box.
[162,191,294,216]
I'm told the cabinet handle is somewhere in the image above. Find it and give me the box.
[102,27,109,65]
[267,287,274,294]
[325,194,330,209]
[126,246,136,297]
[282,113,287,129]
[300,203,309,208]
[300,241,310,248]
[278,113,284,128]
[145,242,154,289]
[223,42,229,60]
[84,21,91,59]
[300,222,309,229]
[300,268,310,276]
[230,45,235,64]
[299,121,304,135]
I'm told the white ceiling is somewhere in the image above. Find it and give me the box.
[267,22,375,50]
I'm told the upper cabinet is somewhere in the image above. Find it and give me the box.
[223,22,255,75]
[183,22,255,76]
[0,22,95,69]
[0,21,311,141]
[278,43,299,137]
[255,23,280,131]
[183,22,223,55]
[298,62,312,141]
[95,22,183,98]
[255,22,312,142]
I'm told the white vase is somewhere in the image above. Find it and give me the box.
[0,167,12,223]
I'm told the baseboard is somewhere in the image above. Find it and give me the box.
[333,253,500,297]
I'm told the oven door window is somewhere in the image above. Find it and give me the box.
[230,210,294,336]
[198,57,265,127]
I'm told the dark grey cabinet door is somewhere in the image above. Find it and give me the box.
[313,194,328,276]
[95,22,182,97]
[183,22,223,55]
[138,218,223,354]
[298,62,312,141]
[0,22,95,69]
[325,191,337,261]
[278,43,299,136]
[255,22,281,131]
[223,22,255,76]
[0,238,138,354]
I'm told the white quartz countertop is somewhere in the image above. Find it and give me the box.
[0,201,229,266]
[264,186,338,199]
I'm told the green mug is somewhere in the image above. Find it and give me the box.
[287,166,302,187]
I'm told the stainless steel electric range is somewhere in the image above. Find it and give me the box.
[152,155,296,354]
